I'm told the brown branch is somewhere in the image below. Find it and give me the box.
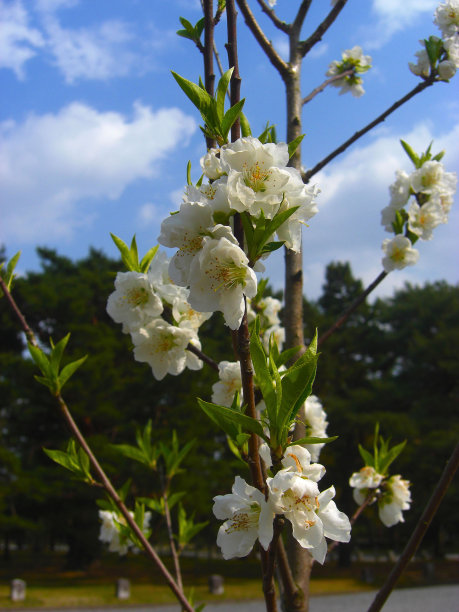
[298,0,348,58]
[303,77,437,182]
[292,0,312,35]
[256,0,290,33]
[0,276,36,347]
[226,0,242,142]
[302,69,354,106]
[367,442,459,612]
[203,0,216,150]
[186,342,219,371]
[162,486,183,592]
[318,271,387,348]
[214,1,225,25]
[276,537,302,605]
[236,0,289,80]
[0,277,195,612]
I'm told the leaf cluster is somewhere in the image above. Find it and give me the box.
[358,423,406,476]
[43,439,93,484]
[172,68,247,145]
[110,234,158,273]
[28,333,87,396]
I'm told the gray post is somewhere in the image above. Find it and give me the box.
[116,578,131,600]
[11,579,26,601]
[208,574,224,594]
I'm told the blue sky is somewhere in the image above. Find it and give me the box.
[1,0,458,300]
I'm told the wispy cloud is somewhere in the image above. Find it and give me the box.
[0,102,196,243]
[0,0,45,79]
[360,0,438,49]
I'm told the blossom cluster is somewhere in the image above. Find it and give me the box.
[99,509,151,555]
[326,46,372,97]
[158,136,318,330]
[106,251,209,380]
[380,158,456,272]
[409,1,459,79]
[349,466,412,527]
[214,445,350,563]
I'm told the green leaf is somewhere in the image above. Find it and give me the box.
[260,241,285,255]
[0,251,21,294]
[171,71,213,118]
[216,67,234,122]
[358,444,374,468]
[400,140,420,168]
[195,17,205,39]
[111,443,148,464]
[186,160,192,185]
[176,29,195,41]
[179,17,194,32]
[239,111,252,137]
[288,134,305,159]
[28,343,51,378]
[240,212,255,253]
[275,346,302,368]
[221,99,245,141]
[198,399,267,441]
[250,325,277,421]
[289,436,337,446]
[110,233,137,271]
[43,447,79,474]
[379,440,407,474]
[49,333,70,377]
[139,245,159,273]
[58,355,87,389]
[129,236,139,267]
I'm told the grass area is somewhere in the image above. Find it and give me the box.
[0,551,456,609]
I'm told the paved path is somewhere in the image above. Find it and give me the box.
[22,584,457,612]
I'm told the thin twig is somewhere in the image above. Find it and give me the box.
[327,490,377,556]
[162,485,184,592]
[186,342,219,371]
[298,0,348,58]
[226,0,242,142]
[367,442,459,612]
[0,277,195,612]
[302,69,354,106]
[318,271,387,348]
[256,0,290,33]
[236,0,289,79]
[303,78,437,182]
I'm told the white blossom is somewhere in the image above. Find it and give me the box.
[187,236,257,330]
[212,361,242,407]
[303,395,329,462]
[263,324,285,353]
[106,271,163,333]
[444,35,459,67]
[409,45,431,77]
[407,200,444,240]
[389,170,412,208]
[326,46,372,97]
[349,466,384,491]
[259,296,282,326]
[438,58,457,78]
[410,160,456,196]
[381,204,400,233]
[98,509,151,555]
[275,182,320,252]
[281,445,326,482]
[378,475,411,527]
[267,471,350,563]
[184,177,232,218]
[200,147,224,179]
[220,137,292,219]
[132,319,202,380]
[382,235,419,272]
[213,476,274,559]
[434,1,459,38]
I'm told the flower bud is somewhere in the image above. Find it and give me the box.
[438,59,457,80]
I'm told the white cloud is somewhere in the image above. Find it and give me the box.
[137,203,157,225]
[309,42,329,59]
[0,102,196,243]
[361,0,438,49]
[296,120,459,299]
[273,37,289,61]
[42,15,137,83]
[0,0,45,79]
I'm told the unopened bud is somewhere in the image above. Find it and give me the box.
[438,60,457,80]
